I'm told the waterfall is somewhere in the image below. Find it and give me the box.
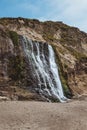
[21,37,67,102]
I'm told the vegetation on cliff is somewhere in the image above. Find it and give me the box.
[9,31,19,46]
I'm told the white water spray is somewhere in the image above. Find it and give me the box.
[22,37,67,102]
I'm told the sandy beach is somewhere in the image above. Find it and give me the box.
[0,98,87,130]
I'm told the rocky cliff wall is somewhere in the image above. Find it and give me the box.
[0,18,87,101]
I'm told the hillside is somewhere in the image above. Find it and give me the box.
[0,17,87,101]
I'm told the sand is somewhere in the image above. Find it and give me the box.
[0,99,87,130]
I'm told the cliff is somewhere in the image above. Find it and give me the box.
[0,17,87,101]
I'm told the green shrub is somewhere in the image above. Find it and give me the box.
[8,56,24,80]
[9,31,19,46]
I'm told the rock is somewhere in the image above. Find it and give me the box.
[0,96,10,101]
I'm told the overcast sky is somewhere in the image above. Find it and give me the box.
[0,0,87,32]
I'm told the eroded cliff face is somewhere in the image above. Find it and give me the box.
[0,18,87,101]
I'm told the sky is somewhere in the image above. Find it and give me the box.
[0,0,87,32]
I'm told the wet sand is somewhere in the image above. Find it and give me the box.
[0,99,87,130]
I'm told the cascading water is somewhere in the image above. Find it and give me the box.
[21,37,67,102]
